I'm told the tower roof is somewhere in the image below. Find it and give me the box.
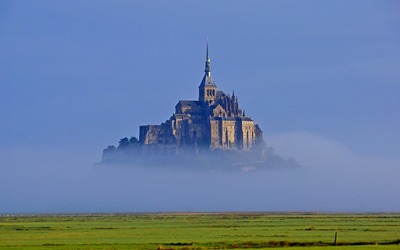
[199,41,216,87]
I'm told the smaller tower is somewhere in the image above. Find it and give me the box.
[199,41,217,104]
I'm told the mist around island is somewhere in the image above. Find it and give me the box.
[1,131,399,214]
[98,135,301,172]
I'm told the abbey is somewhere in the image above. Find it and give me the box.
[100,46,301,170]
[139,45,263,151]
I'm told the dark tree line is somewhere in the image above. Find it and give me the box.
[118,136,139,149]
[103,136,139,154]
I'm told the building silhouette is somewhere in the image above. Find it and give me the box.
[139,44,263,151]
[100,45,302,171]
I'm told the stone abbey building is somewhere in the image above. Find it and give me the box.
[100,46,300,170]
[139,45,263,151]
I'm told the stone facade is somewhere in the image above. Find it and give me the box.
[139,45,263,151]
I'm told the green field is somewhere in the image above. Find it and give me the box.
[0,213,399,249]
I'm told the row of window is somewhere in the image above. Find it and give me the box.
[206,89,215,96]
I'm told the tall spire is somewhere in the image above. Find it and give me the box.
[205,39,211,76]
[198,39,217,103]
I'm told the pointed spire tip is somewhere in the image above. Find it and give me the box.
[205,39,211,74]
[206,38,209,61]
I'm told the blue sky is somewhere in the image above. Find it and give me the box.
[1,1,399,212]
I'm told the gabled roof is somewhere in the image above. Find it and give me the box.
[210,103,224,111]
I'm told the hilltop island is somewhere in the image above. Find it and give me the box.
[100,45,300,171]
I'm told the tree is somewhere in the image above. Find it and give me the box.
[118,137,129,149]
[129,136,139,144]
[105,145,116,151]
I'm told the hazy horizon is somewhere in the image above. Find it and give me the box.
[1,0,399,213]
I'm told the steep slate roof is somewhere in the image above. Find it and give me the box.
[199,72,216,87]
[241,117,253,121]
[177,100,202,107]
[216,90,225,98]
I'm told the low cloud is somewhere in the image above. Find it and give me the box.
[1,132,399,213]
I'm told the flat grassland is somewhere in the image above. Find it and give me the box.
[0,213,399,249]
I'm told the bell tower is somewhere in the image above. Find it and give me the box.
[199,42,217,104]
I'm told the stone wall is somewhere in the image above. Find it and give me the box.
[221,119,236,149]
[241,120,256,150]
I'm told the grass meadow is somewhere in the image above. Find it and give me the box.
[0,213,399,249]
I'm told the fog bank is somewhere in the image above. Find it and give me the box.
[1,132,399,213]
